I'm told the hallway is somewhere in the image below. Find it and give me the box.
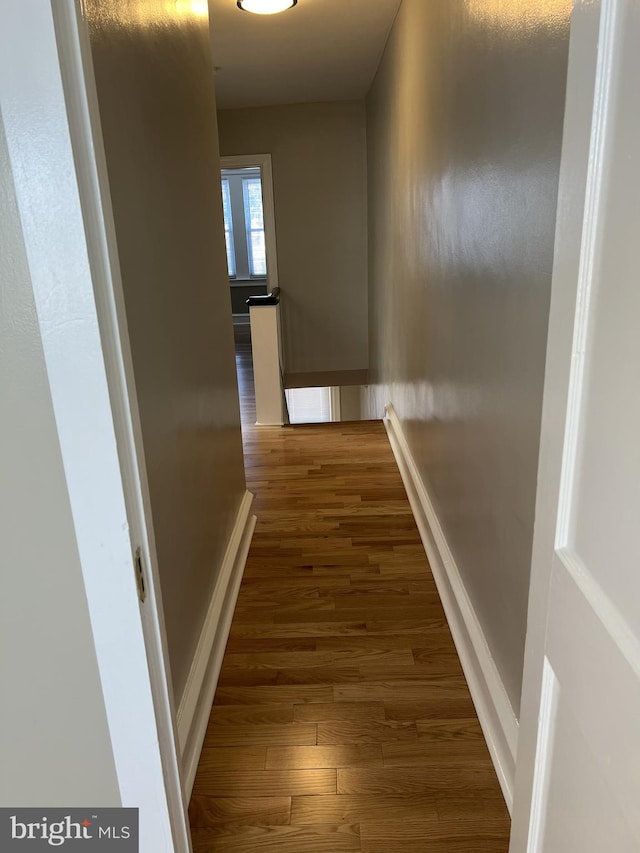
[188,392,510,849]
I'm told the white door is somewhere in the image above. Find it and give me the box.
[0,3,191,850]
[510,0,640,850]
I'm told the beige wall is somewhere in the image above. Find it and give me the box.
[365,0,571,713]
[218,101,368,376]
[0,118,120,806]
[86,0,247,704]
[339,385,363,422]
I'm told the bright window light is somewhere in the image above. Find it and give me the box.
[285,387,333,424]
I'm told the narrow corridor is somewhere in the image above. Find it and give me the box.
[188,344,510,850]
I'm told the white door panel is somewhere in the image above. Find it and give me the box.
[541,701,632,853]
[534,559,640,851]
[512,0,640,848]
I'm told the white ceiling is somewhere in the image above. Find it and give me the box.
[209,0,402,109]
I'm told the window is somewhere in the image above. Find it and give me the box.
[242,178,267,276]
[285,387,334,424]
[221,168,267,280]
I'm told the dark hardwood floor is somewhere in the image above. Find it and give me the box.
[188,325,511,851]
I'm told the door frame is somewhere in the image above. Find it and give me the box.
[0,2,191,850]
[509,1,611,848]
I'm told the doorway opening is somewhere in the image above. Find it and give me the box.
[220,153,279,322]
[220,154,281,435]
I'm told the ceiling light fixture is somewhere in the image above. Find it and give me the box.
[237,0,297,14]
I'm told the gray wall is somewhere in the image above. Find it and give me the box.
[86,0,247,705]
[0,118,120,806]
[364,0,571,713]
[339,385,364,422]
[218,101,368,376]
[231,282,268,315]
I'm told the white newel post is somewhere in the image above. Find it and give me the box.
[249,289,284,425]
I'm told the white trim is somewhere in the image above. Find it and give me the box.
[177,491,257,797]
[384,403,518,811]
[554,0,616,548]
[220,154,279,291]
[526,659,559,853]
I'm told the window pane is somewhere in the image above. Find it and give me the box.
[225,232,236,277]
[243,178,264,229]
[242,177,267,277]
[221,178,233,229]
[221,179,235,276]
[249,231,266,276]
[285,387,332,424]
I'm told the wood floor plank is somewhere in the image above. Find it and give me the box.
[359,660,465,680]
[435,793,511,822]
[229,621,368,639]
[273,606,441,624]
[216,668,281,688]
[291,793,437,824]
[384,695,477,721]
[192,769,337,798]
[312,566,380,578]
[415,717,486,741]
[191,824,361,853]
[206,705,294,727]
[188,796,291,827]
[239,573,351,586]
[334,681,473,710]
[231,601,337,621]
[361,838,508,853]
[337,766,504,795]
[266,744,383,770]
[194,747,266,773]
[315,503,412,518]
[213,685,333,705]
[294,702,385,723]
[360,818,510,853]
[276,667,362,685]
[222,648,415,670]
[362,618,448,636]
[223,638,318,654]
[315,636,417,652]
[332,595,443,613]
[382,738,492,766]
[202,723,317,748]
[317,720,418,745]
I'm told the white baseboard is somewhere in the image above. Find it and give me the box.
[384,403,518,812]
[177,490,256,798]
